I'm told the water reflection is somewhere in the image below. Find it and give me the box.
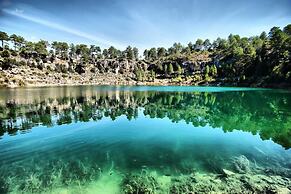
[0,86,290,149]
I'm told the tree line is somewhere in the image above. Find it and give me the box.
[0,24,290,85]
[0,33,140,61]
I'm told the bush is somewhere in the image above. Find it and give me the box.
[134,68,145,81]
[42,58,48,63]
[11,50,18,57]
[27,61,37,68]
[75,63,86,74]
[1,50,10,58]
[37,63,43,70]
[61,68,68,74]
[35,57,41,63]
[173,76,183,83]
[0,58,17,70]
[192,74,202,82]
[47,65,53,72]
[90,67,96,73]
[19,61,26,66]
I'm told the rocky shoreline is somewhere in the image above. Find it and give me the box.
[1,66,290,89]
[0,67,139,88]
[0,66,201,88]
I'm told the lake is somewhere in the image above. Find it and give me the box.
[0,86,290,193]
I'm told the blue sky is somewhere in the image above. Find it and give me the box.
[0,0,291,50]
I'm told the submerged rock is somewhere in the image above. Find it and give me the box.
[0,177,8,194]
[121,174,158,194]
[264,167,291,178]
[233,155,251,173]
[169,171,291,194]
[170,174,221,194]
[222,169,235,177]
[2,165,291,194]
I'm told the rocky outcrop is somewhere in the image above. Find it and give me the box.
[0,54,215,88]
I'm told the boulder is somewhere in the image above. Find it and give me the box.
[233,155,250,173]
[222,169,235,177]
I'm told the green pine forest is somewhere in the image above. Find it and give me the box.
[0,24,291,87]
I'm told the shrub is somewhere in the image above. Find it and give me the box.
[47,65,52,72]
[0,58,17,69]
[61,68,68,74]
[37,64,43,70]
[11,50,18,56]
[19,61,26,66]
[1,50,10,58]
[173,76,183,83]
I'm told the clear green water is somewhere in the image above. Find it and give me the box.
[0,86,290,193]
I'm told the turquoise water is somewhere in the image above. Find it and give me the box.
[0,86,290,193]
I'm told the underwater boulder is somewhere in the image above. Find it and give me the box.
[233,155,250,173]
[222,169,235,177]
[121,174,158,194]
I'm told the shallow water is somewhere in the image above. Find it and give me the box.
[0,86,290,193]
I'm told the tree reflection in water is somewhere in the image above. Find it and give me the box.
[0,88,290,149]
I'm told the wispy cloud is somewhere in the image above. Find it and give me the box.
[2,8,125,48]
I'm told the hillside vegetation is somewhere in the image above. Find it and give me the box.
[0,24,290,87]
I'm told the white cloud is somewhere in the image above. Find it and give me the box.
[3,8,125,49]
[15,8,24,14]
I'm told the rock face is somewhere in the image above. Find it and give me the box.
[95,59,136,74]
[94,59,148,75]
[0,52,215,88]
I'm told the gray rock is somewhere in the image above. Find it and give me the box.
[233,155,250,173]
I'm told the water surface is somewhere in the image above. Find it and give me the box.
[0,86,290,193]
